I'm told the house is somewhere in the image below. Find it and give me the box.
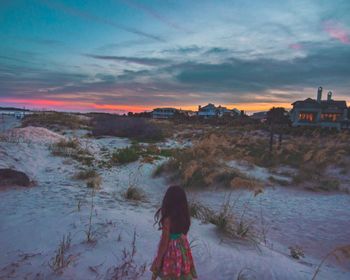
[14,112,25,119]
[291,87,349,130]
[198,103,217,117]
[0,107,29,119]
[151,107,178,119]
[251,111,268,123]
[198,103,240,118]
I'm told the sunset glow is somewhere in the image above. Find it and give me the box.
[0,98,150,113]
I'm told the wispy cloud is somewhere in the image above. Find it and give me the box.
[95,39,155,51]
[120,0,189,32]
[39,0,165,42]
[85,54,171,66]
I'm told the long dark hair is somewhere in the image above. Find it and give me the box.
[154,185,191,234]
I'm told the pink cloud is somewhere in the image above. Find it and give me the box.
[323,20,350,44]
[289,43,303,50]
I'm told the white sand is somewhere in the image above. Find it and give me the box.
[0,124,349,279]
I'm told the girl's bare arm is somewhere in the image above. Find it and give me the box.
[155,218,170,269]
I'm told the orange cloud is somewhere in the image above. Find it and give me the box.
[92,103,149,112]
[233,102,292,112]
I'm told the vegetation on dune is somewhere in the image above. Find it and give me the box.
[189,195,258,242]
[90,114,165,142]
[312,245,350,280]
[154,134,263,190]
[107,231,146,279]
[50,138,94,166]
[85,189,97,243]
[112,146,140,164]
[49,234,73,272]
[22,112,90,130]
[122,185,146,202]
[74,168,99,180]
[289,245,305,260]
[219,129,350,191]
[86,176,102,189]
[73,168,102,189]
[153,122,350,191]
[111,143,177,165]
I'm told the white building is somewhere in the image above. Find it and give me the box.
[198,103,240,118]
[152,108,178,119]
[198,103,217,117]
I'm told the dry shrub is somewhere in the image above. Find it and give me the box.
[49,234,73,272]
[155,134,255,189]
[86,175,102,189]
[85,189,96,243]
[73,168,102,189]
[230,177,263,193]
[112,146,140,164]
[108,231,146,280]
[227,130,350,188]
[231,130,350,168]
[111,144,175,165]
[289,245,305,259]
[312,245,350,280]
[22,112,89,130]
[91,115,164,142]
[122,186,146,202]
[189,196,257,241]
[158,129,350,189]
[50,138,94,166]
[74,168,99,180]
[189,200,215,222]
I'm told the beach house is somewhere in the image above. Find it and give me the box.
[291,87,348,130]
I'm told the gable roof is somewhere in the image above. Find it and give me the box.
[153,107,178,111]
[292,98,347,110]
[201,103,217,110]
[320,100,347,110]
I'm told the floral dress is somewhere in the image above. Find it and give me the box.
[151,222,197,279]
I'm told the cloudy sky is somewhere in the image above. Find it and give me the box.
[0,0,349,113]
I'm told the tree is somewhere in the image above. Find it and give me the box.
[267,107,290,152]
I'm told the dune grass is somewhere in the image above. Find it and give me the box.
[154,134,262,190]
[50,138,94,166]
[189,195,258,242]
[122,185,146,202]
[22,112,89,130]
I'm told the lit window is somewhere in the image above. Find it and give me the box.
[298,112,315,122]
[320,113,340,122]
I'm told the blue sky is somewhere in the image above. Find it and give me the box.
[0,0,349,112]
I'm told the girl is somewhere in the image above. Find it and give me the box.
[151,185,197,280]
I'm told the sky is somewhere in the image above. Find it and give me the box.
[0,0,350,113]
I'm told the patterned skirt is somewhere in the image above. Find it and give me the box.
[152,234,197,280]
